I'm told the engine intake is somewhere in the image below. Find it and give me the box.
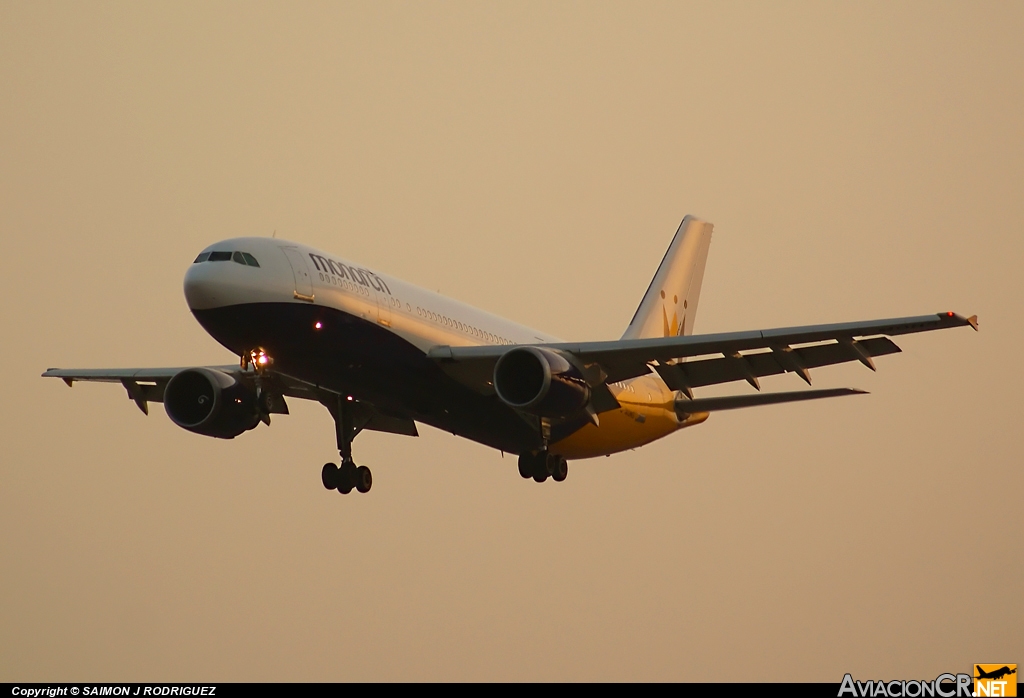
[164,368,260,439]
[493,347,590,417]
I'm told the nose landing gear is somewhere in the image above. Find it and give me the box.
[320,395,373,495]
[518,451,568,483]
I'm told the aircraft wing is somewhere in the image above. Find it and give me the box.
[430,311,978,397]
[42,366,244,414]
[43,366,241,385]
[41,365,418,437]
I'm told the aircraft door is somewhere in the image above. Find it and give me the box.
[374,282,392,327]
[280,246,314,300]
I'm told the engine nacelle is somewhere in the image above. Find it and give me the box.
[493,347,591,417]
[163,368,260,439]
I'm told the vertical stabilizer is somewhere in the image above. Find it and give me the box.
[621,216,713,340]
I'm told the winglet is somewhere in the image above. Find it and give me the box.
[967,314,979,331]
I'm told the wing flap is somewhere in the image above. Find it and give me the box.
[653,336,902,392]
[364,412,419,437]
[654,353,778,391]
[797,336,900,369]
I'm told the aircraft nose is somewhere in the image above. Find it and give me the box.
[183,243,296,310]
[183,259,230,310]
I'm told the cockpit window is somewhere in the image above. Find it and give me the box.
[193,250,260,266]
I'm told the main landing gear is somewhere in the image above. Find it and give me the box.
[320,394,373,495]
[322,461,372,494]
[518,451,568,483]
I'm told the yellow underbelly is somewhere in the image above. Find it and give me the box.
[550,400,708,460]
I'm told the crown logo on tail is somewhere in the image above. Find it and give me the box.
[661,304,685,337]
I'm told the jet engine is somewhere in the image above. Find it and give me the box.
[163,368,261,439]
[493,347,591,417]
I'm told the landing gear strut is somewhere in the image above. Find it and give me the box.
[518,451,568,483]
[320,394,373,495]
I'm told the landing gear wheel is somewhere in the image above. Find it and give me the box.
[337,461,356,495]
[532,453,550,483]
[355,465,372,493]
[550,455,568,482]
[518,454,534,479]
[321,462,339,490]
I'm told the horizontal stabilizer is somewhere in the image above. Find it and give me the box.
[675,388,866,417]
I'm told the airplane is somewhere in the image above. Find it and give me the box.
[975,666,1016,681]
[43,216,978,495]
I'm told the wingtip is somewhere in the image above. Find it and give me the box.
[41,369,74,386]
[942,311,979,331]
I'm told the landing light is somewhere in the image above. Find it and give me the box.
[346,395,354,402]
[314,321,323,330]
[247,348,273,372]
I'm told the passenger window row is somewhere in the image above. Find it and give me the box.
[415,306,512,345]
[193,251,261,267]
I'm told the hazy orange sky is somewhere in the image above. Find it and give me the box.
[1,2,1020,681]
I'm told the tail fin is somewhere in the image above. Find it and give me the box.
[621,215,714,340]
